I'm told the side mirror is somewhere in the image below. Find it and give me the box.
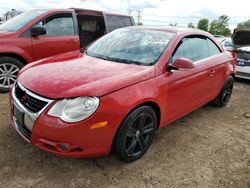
[170,58,195,71]
[31,26,46,36]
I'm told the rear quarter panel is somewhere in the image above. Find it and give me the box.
[213,51,236,92]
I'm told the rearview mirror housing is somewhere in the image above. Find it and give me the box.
[170,58,195,71]
[31,26,46,36]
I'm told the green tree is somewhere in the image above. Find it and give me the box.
[208,15,231,36]
[188,22,195,28]
[197,19,209,31]
[237,19,250,29]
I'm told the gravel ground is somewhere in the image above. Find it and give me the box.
[0,79,249,188]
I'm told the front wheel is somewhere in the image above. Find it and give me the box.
[114,106,157,162]
[0,57,24,93]
[211,76,234,107]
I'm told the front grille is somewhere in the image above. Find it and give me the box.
[15,120,32,140]
[237,52,250,60]
[14,83,48,113]
[236,71,250,78]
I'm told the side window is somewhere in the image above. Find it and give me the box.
[106,15,132,32]
[207,38,221,56]
[172,37,210,63]
[36,13,75,36]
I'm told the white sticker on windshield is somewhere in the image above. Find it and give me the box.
[146,39,169,44]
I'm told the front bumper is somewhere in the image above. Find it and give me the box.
[236,65,250,80]
[10,82,125,158]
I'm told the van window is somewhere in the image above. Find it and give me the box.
[36,13,75,36]
[105,16,132,32]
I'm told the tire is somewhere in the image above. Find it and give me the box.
[0,56,24,93]
[211,76,234,107]
[114,106,157,163]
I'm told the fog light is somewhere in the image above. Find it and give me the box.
[59,143,70,152]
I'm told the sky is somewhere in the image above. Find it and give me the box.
[0,0,250,29]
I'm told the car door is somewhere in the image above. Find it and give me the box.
[31,12,80,60]
[207,38,229,92]
[190,37,220,103]
[165,36,217,123]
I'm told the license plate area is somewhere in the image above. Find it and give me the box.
[12,101,32,140]
[13,103,24,126]
[237,60,250,66]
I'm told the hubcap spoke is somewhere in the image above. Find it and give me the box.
[138,113,147,130]
[7,78,10,86]
[9,74,17,78]
[2,64,7,72]
[2,77,7,86]
[138,134,146,151]
[11,68,19,74]
[8,65,15,73]
[10,77,16,82]
[141,123,154,135]
[127,137,137,155]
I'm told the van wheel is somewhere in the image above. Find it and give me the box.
[211,76,234,107]
[0,57,23,93]
[114,106,157,163]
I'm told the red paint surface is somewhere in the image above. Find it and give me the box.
[12,28,236,157]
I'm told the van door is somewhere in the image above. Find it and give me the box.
[31,12,80,60]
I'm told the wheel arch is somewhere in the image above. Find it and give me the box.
[0,53,28,66]
[111,100,161,152]
[133,101,161,129]
[230,73,235,79]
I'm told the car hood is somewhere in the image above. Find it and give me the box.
[18,52,155,99]
[0,31,15,37]
[232,28,250,47]
[238,46,250,52]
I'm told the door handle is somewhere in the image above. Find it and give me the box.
[209,70,215,77]
[67,39,78,43]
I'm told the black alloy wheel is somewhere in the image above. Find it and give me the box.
[115,106,157,162]
[211,76,234,107]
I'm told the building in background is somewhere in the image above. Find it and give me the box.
[3,9,23,22]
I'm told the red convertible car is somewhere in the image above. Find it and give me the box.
[10,26,236,162]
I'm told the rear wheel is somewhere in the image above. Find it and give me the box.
[0,57,24,93]
[114,106,157,162]
[211,76,234,107]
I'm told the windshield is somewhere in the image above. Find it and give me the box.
[0,10,47,32]
[86,28,175,65]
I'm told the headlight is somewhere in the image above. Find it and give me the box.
[48,97,99,123]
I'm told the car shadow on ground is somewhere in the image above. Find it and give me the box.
[1,102,218,170]
[235,77,250,85]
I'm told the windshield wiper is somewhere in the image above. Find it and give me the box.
[83,50,150,65]
[80,48,87,54]
[112,58,145,65]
